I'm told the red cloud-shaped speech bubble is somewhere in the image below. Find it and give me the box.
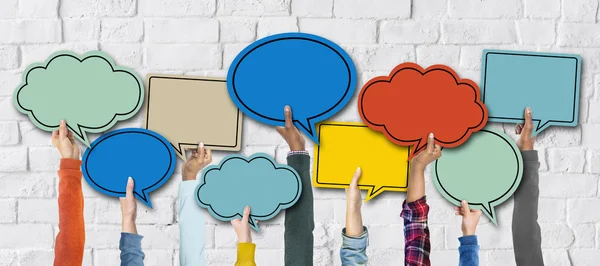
[358,62,488,159]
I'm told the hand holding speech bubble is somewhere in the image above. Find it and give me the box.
[481,50,582,136]
[433,128,523,225]
[313,122,411,201]
[14,51,144,146]
[82,128,176,207]
[195,153,302,232]
[358,63,488,160]
[227,32,357,144]
[144,75,243,159]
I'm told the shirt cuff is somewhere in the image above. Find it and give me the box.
[60,159,82,170]
[236,242,256,262]
[179,180,199,198]
[521,150,538,162]
[341,227,369,249]
[458,235,478,246]
[120,232,143,251]
[400,196,429,223]
[287,150,309,157]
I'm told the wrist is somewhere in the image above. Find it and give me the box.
[182,171,197,181]
[462,230,475,236]
[122,218,137,234]
[238,236,252,243]
[289,144,305,151]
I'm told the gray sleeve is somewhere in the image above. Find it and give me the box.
[284,154,314,266]
[512,150,544,266]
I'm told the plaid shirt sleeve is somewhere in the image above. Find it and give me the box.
[401,196,431,266]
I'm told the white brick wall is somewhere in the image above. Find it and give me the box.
[1,0,600,265]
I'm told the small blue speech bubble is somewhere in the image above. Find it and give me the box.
[82,128,176,207]
[481,50,582,135]
[195,153,302,232]
[227,33,357,143]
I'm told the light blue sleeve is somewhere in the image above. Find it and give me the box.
[340,227,368,266]
[458,235,479,266]
[120,233,145,266]
[178,180,206,266]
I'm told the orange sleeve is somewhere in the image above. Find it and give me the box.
[54,159,85,266]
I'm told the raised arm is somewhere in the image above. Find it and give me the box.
[512,108,544,266]
[402,133,440,266]
[119,177,145,266]
[340,168,368,266]
[179,142,212,266]
[455,200,482,266]
[52,120,85,266]
[276,106,314,266]
[232,206,257,266]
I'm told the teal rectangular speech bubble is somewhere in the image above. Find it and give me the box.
[481,50,582,136]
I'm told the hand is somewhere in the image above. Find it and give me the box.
[516,107,535,151]
[411,133,441,170]
[120,177,137,234]
[276,106,305,151]
[345,167,364,237]
[182,142,212,181]
[454,200,482,236]
[231,206,253,243]
[51,120,80,159]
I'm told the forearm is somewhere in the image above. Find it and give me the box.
[458,235,480,266]
[345,207,363,237]
[406,165,425,203]
[284,153,314,266]
[512,150,544,266]
[54,159,85,266]
[120,233,145,266]
[340,227,369,266]
[178,181,206,266]
[401,197,431,266]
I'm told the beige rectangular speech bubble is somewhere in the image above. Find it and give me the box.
[143,74,243,159]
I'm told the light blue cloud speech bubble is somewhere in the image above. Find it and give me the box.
[195,153,302,232]
[227,32,357,144]
[481,50,582,136]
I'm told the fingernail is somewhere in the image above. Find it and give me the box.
[356,166,361,172]
[200,142,204,149]
[429,133,434,138]
[526,107,531,114]
[245,206,249,211]
[128,177,133,184]
[285,105,290,111]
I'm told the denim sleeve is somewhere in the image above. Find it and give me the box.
[458,235,479,266]
[120,233,145,266]
[340,227,368,266]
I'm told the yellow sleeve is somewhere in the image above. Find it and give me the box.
[235,242,256,266]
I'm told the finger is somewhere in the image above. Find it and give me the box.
[241,206,250,224]
[198,142,205,161]
[205,148,212,163]
[59,120,67,139]
[52,130,58,140]
[284,105,293,129]
[126,177,134,199]
[515,124,523,134]
[350,167,361,187]
[426,133,435,153]
[522,107,534,137]
[67,130,76,143]
[472,209,483,216]
[460,200,470,214]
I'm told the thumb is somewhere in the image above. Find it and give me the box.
[126,177,134,199]
[350,167,361,187]
[460,200,470,215]
[241,206,250,224]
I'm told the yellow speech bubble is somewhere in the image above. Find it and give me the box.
[313,122,411,201]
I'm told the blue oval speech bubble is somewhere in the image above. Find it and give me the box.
[227,32,357,143]
[82,128,176,207]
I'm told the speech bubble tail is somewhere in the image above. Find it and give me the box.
[136,190,153,208]
[407,139,428,161]
[531,120,549,137]
[364,186,384,202]
[71,124,91,147]
[248,216,260,232]
[173,143,187,161]
[481,202,497,225]
[297,119,319,144]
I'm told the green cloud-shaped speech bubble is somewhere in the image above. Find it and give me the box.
[13,51,144,146]
[433,128,523,225]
